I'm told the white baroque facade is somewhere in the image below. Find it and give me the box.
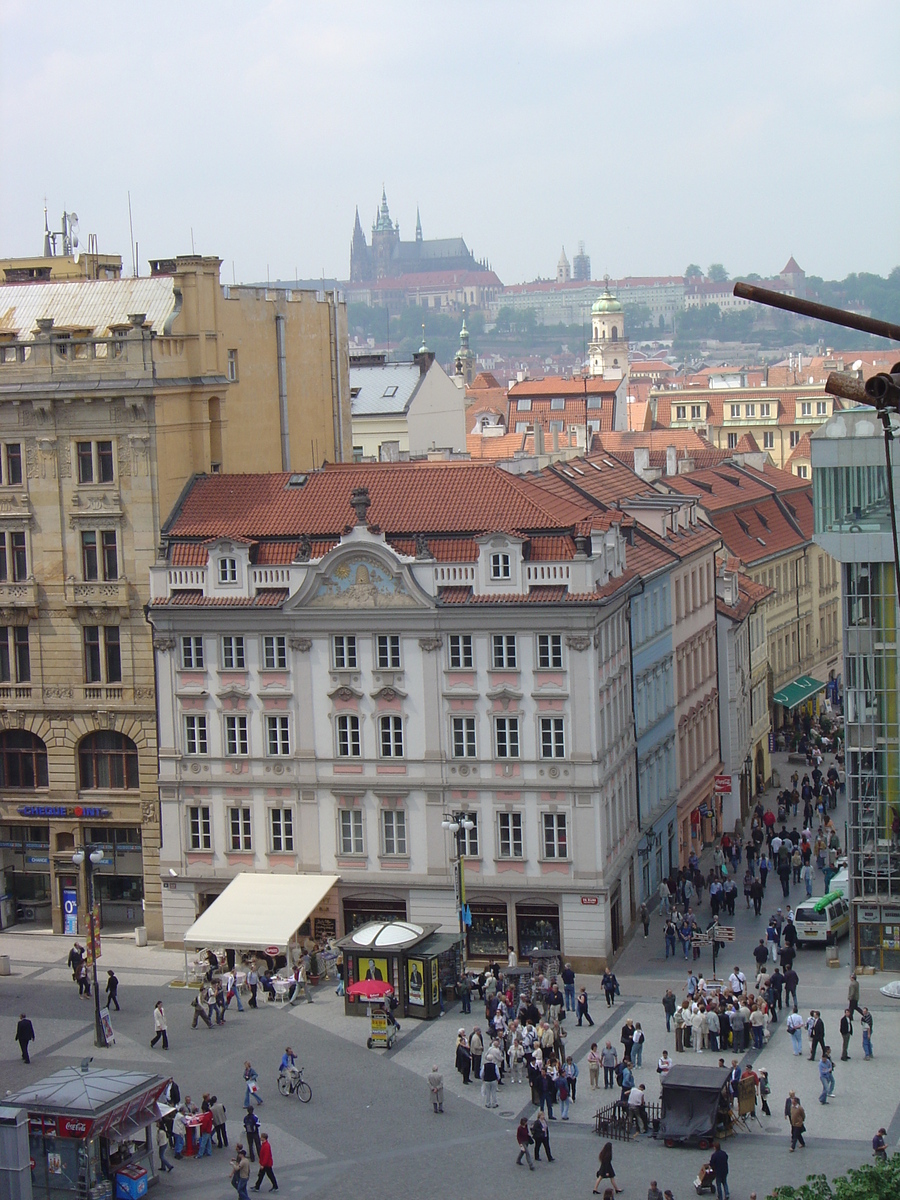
[148,462,642,969]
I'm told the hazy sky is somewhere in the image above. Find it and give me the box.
[3,1,898,286]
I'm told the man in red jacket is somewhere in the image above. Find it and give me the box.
[253,1133,278,1192]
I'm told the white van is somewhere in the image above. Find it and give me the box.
[794,894,850,945]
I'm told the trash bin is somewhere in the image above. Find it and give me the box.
[0,955,10,976]
[134,927,147,947]
[771,770,780,790]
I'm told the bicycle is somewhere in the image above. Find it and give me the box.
[277,1066,312,1103]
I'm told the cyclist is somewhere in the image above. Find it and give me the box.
[279,1047,298,1076]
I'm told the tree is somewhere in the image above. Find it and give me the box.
[684,264,702,279]
[769,1153,900,1199]
[708,263,729,282]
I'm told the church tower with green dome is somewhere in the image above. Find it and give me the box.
[454,317,477,386]
[588,281,629,381]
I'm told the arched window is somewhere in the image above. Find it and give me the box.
[611,326,618,342]
[0,730,49,788]
[78,731,139,790]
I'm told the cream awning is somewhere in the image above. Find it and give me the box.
[182,872,339,951]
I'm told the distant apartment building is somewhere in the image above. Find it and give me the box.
[148,461,642,966]
[0,256,350,938]
[650,386,838,471]
[716,561,773,830]
[349,349,467,460]
[660,457,842,758]
[495,276,685,329]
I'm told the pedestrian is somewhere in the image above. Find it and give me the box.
[576,986,594,1026]
[808,1011,826,1061]
[601,968,619,1007]
[427,1065,444,1114]
[848,972,861,1018]
[664,918,677,958]
[191,989,213,1030]
[171,1109,186,1158]
[469,1027,483,1079]
[631,1023,644,1067]
[627,1083,649,1133]
[457,974,471,1014]
[243,1062,263,1108]
[758,1069,771,1116]
[515,1117,535,1169]
[588,1043,601,1089]
[657,1050,672,1078]
[247,964,259,1008]
[225,968,245,1012]
[67,942,85,981]
[639,902,650,938]
[76,960,91,998]
[786,1007,804,1055]
[600,1040,618,1089]
[662,988,676,1032]
[15,1013,35,1063]
[230,1146,251,1200]
[197,1107,214,1157]
[648,1183,664,1200]
[818,1048,834,1104]
[621,1017,635,1063]
[557,1070,571,1120]
[105,970,120,1011]
[150,1000,168,1050]
[243,1109,261,1162]
[860,1007,874,1059]
[565,1055,578,1102]
[709,1140,729,1200]
[562,962,577,1011]
[455,1030,471,1084]
[531,1111,554,1162]
[212,1095,228,1147]
[839,1009,853,1060]
[593,1141,622,1194]
[873,1127,888,1162]
[157,1122,174,1173]
[253,1133,278,1192]
[789,1096,806,1151]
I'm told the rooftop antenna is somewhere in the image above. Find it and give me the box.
[190,227,195,255]
[232,261,236,285]
[127,191,136,277]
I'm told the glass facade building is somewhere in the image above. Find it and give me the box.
[812,409,900,969]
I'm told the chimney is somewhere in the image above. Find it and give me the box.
[350,486,371,524]
[666,445,677,476]
[413,348,435,375]
[534,424,545,455]
[633,447,650,478]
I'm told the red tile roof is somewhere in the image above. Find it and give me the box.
[509,376,619,398]
[171,543,210,566]
[716,572,775,621]
[734,431,760,452]
[154,589,290,608]
[784,433,812,467]
[164,462,581,543]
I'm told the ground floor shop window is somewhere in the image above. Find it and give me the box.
[342,898,407,933]
[467,904,508,957]
[858,908,900,970]
[515,903,560,957]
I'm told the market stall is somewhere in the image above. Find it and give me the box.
[5,1065,170,1200]
[658,1064,733,1149]
[181,872,339,981]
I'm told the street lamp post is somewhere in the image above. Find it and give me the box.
[441,813,475,974]
[72,846,107,1049]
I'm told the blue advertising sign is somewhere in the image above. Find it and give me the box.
[63,887,78,936]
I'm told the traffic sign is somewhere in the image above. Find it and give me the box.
[710,925,735,941]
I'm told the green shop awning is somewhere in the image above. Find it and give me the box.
[772,675,826,709]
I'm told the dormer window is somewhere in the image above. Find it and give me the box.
[490,553,511,580]
[382,385,398,398]
[675,405,686,420]
[218,557,237,584]
[690,405,702,419]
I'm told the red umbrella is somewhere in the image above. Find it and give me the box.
[347,979,394,1000]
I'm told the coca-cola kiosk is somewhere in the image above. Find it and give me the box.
[5,1066,170,1200]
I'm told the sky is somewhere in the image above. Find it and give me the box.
[2,1,899,287]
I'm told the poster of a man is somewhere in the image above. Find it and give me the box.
[365,958,388,982]
[407,959,425,1006]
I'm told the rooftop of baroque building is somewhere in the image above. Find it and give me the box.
[0,277,176,337]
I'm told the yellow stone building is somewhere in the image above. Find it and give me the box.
[0,255,350,938]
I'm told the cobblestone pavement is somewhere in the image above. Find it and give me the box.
[1,749,897,1198]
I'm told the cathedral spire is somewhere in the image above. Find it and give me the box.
[415,206,422,243]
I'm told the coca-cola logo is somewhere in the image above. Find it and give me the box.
[59,1118,91,1137]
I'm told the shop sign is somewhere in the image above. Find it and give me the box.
[0,840,19,849]
[26,855,50,865]
[63,887,78,936]
[265,946,280,957]
[580,895,599,905]
[16,806,112,818]
[698,804,710,818]
[58,1117,94,1138]
[881,907,900,923]
[857,907,881,924]
[713,775,732,794]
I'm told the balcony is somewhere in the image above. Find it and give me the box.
[0,578,39,613]
[64,579,130,612]
[0,684,32,701]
